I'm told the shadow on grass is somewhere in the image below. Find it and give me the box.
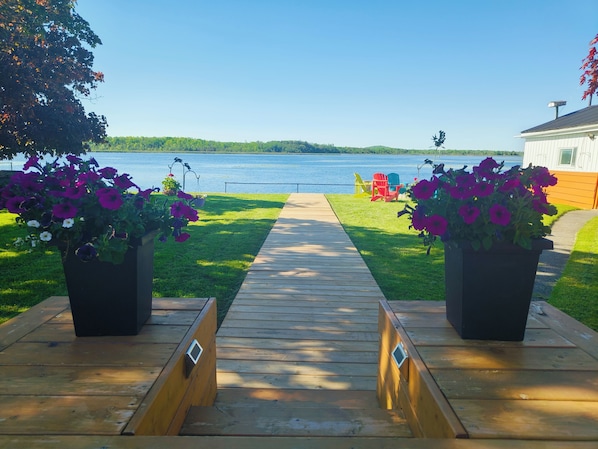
[0,195,288,327]
[549,249,598,331]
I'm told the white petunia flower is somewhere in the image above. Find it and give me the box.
[62,218,75,228]
[39,231,52,242]
[27,220,40,228]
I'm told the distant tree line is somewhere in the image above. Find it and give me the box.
[89,137,520,156]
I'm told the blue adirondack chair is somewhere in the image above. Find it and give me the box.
[388,172,407,196]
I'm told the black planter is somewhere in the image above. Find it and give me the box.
[444,238,553,341]
[62,232,156,337]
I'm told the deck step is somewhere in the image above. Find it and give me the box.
[180,388,413,437]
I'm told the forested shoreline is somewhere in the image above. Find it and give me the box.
[89,136,520,156]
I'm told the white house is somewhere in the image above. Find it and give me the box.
[520,105,598,209]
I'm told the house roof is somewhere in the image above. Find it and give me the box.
[521,105,598,134]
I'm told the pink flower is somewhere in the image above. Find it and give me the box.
[489,204,511,226]
[458,204,480,224]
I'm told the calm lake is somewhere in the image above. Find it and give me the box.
[4,152,524,194]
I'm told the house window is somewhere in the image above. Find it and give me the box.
[559,148,577,166]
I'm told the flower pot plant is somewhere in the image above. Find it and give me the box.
[398,157,558,341]
[161,173,181,196]
[0,155,205,336]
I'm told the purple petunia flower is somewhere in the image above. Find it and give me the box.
[489,204,511,226]
[499,177,521,192]
[23,156,40,171]
[426,214,448,236]
[170,202,198,221]
[114,174,137,190]
[62,186,86,200]
[75,243,98,262]
[411,177,439,200]
[5,196,25,213]
[98,167,118,179]
[458,204,480,224]
[449,184,473,200]
[411,207,428,230]
[96,188,124,210]
[473,157,500,176]
[530,166,558,187]
[177,191,194,200]
[52,202,78,219]
[472,181,494,197]
[175,232,191,242]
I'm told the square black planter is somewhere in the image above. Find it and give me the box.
[62,232,156,336]
[444,238,553,341]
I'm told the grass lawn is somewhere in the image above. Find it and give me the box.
[326,195,445,301]
[327,195,597,332]
[548,215,598,331]
[1,193,595,332]
[0,194,288,327]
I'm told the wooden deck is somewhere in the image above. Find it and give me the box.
[378,300,598,442]
[181,193,412,437]
[2,192,598,448]
[0,296,217,441]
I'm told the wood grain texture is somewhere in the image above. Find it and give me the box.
[383,299,598,442]
[0,297,216,437]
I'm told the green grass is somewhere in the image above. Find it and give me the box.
[548,216,598,331]
[328,195,597,331]
[326,195,445,300]
[1,193,595,332]
[0,194,288,327]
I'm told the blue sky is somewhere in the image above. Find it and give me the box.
[76,0,597,151]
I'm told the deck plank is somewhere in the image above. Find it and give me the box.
[379,299,598,442]
[183,193,409,437]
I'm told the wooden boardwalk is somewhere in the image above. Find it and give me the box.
[181,193,413,437]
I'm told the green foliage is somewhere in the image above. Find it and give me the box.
[0,0,107,160]
[89,136,522,156]
[549,217,598,331]
[161,175,181,195]
[0,194,287,327]
[399,158,557,252]
[2,156,201,264]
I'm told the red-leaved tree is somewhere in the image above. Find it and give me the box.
[580,33,598,106]
[0,0,107,160]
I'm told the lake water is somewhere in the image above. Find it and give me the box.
[4,152,524,194]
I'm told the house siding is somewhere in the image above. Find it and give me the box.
[522,133,598,172]
[546,171,598,209]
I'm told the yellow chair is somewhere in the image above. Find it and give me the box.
[354,172,372,197]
